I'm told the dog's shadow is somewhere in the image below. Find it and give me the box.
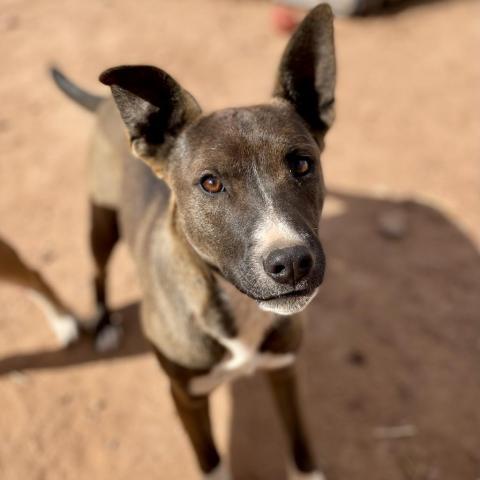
[228,191,480,479]
[0,190,479,479]
[0,303,147,375]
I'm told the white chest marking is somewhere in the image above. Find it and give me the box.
[189,338,295,396]
[289,469,327,480]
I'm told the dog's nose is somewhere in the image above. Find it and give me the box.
[263,246,314,286]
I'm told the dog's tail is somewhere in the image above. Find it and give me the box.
[50,66,104,113]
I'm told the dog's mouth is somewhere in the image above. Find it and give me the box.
[255,287,319,316]
[217,253,324,315]
[253,287,315,303]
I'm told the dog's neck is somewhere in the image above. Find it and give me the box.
[160,197,237,339]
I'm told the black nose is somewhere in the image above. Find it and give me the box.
[263,246,314,286]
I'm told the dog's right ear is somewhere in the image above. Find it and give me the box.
[274,4,336,139]
[99,65,201,176]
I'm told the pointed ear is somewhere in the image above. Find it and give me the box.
[99,65,201,174]
[274,4,336,137]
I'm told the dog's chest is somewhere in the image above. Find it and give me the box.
[189,314,295,395]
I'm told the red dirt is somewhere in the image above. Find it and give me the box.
[0,1,479,479]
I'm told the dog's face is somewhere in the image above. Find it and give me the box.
[100,5,336,315]
[170,104,325,314]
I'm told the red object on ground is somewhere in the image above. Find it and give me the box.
[272,6,300,33]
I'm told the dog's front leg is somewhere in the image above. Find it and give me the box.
[266,365,326,480]
[170,380,231,480]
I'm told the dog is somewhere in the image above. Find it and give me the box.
[51,5,336,479]
[0,236,79,346]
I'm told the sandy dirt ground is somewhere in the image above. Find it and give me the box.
[0,0,479,479]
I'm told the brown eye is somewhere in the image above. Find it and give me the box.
[288,156,312,177]
[200,175,224,194]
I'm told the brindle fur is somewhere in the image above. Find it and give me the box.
[52,5,335,478]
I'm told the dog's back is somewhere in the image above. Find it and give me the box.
[52,69,170,260]
[91,99,172,260]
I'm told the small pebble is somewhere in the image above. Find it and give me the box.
[107,439,120,450]
[59,394,73,405]
[0,118,9,133]
[0,14,19,32]
[41,249,57,264]
[377,207,408,240]
[347,349,367,367]
[94,398,107,412]
[373,424,417,439]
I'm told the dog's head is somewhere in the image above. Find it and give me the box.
[100,5,336,316]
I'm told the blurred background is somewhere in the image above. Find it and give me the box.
[0,0,479,479]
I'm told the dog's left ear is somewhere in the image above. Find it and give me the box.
[99,65,201,176]
[274,4,336,138]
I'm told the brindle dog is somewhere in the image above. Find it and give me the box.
[52,5,336,479]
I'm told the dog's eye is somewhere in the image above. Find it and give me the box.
[288,155,313,177]
[200,175,224,194]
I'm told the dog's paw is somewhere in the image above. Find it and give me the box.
[51,314,80,347]
[28,291,80,347]
[203,462,232,480]
[289,469,327,480]
[94,323,123,352]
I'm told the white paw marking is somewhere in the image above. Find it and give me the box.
[95,324,122,352]
[189,337,295,395]
[204,463,232,480]
[50,314,79,346]
[28,291,79,346]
